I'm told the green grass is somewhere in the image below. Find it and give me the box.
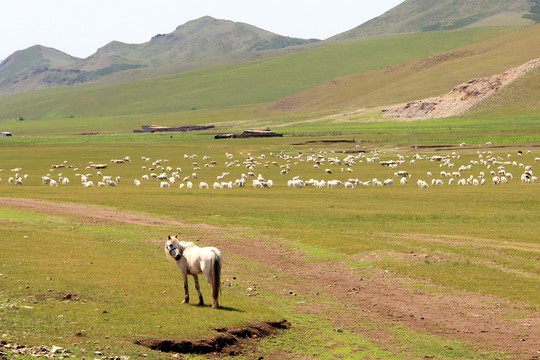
[270,23,540,113]
[0,123,538,358]
[0,27,519,137]
[0,210,279,359]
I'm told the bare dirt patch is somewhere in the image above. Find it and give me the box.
[383,57,540,120]
[3,197,540,359]
[135,320,290,356]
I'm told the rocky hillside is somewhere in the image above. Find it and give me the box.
[331,0,540,41]
[0,16,319,97]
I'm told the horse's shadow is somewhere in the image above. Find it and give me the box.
[187,303,244,312]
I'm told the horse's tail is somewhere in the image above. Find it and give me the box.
[211,251,222,307]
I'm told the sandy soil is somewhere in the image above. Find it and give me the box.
[1,197,538,359]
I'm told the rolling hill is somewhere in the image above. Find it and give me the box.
[0,27,513,129]
[0,16,319,97]
[4,1,540,99]
[268,24,540,116]
[331,0,539,41]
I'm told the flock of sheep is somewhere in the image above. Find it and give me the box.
[3,147,538,191]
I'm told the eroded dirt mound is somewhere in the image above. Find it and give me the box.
[134,319,290,355]
[383,57,540,120]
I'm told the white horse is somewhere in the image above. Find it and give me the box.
[165,235,222,308]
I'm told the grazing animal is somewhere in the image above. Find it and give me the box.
[165,235,222,308]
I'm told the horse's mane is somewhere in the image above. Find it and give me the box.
[179,240,196,249]
[165,236,196,261]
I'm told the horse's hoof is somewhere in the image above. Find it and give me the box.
[182,300,189,304]
[198,302,204,306]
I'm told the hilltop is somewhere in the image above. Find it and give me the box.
[73,16,319,71]
[331,0,540,41]
[0,45,80,94]
[0,16,319,97]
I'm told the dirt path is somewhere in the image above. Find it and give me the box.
[2,197,539,359]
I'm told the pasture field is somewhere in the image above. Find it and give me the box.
[0,123,539,359]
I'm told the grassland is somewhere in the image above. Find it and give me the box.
[0,21,538,360]
[270,23,540,113]
[0,119,538,358]
[0,26,518,133]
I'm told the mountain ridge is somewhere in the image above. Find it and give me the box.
[1,3,539,101]
[330,0,539,41]
[0,16,319,97]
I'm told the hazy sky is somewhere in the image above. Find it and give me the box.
[0,0,403,60]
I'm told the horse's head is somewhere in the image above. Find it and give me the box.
[165,235,182,261]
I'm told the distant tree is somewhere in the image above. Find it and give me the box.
[18,116,24,121]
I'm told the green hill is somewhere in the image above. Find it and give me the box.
[331,0,539,41]
[73,16,319,71]
[0,16,319,97]
[0,27,513,133]
[268,24,540,114]
[0,45,80,94]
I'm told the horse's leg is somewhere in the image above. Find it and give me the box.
[182,272,189,304]
[193,275,204,305]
